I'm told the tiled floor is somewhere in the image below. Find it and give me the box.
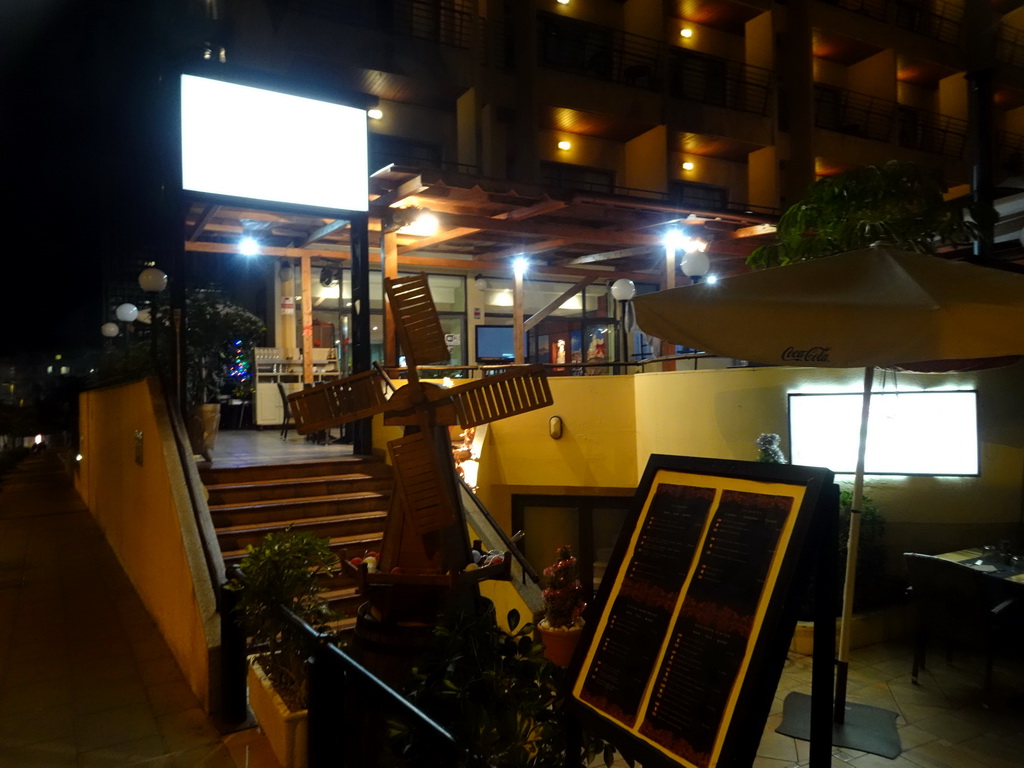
[2,442,1022,767]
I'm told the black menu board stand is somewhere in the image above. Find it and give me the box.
[566,455,837,768]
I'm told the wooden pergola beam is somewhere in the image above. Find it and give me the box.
[524,277,596,332]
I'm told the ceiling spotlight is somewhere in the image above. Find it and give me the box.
[557,140,571,151]
[680,28,693,38]
[397,209,439,237]
[239,236,260,256]
[513,256,528,278]
[682,161,695,171]
[367,108,383,120]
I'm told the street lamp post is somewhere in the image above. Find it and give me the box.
[610,278,636,374]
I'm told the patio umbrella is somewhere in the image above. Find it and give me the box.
[633,243,1024,752]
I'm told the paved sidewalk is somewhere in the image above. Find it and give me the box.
[0,452,277,768]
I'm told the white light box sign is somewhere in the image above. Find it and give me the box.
[180,74,368,212]
[788,391,979,476]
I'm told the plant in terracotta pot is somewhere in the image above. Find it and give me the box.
[231,531,339,768]
[536,545,587,667]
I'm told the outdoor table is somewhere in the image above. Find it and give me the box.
[934,547,1024,586]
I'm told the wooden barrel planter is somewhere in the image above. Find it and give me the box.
[349,602,435,692]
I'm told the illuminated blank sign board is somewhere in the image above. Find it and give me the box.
[789,391,979,476]
[180,74,368,212]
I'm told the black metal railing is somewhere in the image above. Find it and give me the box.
[892,0,961,45]
[668,49,772,115]
[534,11,772,115]
[822,0,888,21]
[999,131,1024,178]
[896,106,968,158]
[997,24,1024,70]
[823,0,961,44]
[813,84,896,142]
[297,0,473,49]
[536,11,663,90]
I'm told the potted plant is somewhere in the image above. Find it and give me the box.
[232,531,339,768]
[536,545,587,667]
[392,600,615,768]
[179,289,263,461]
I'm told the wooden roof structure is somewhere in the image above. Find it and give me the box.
[183,166,780,284]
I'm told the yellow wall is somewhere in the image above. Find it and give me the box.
[76,379,221,712]
[476,375,639,532]
[849,49,896,101]
[539,129,624,181]
[624,126,668,193]
[475,365,1024,573]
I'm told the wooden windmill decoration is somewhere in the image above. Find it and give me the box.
[287,274,553,624]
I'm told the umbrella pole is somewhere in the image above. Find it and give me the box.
[834,366,874,723]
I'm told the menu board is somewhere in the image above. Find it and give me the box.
[571,456,833,768]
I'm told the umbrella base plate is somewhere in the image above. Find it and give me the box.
[776,691,901,760]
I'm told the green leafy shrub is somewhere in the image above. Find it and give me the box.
[232,530,339,710]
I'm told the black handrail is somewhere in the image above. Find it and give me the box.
[284,608,466,768]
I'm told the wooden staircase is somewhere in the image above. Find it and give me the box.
[201,456,393,636]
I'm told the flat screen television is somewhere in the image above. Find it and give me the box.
[180,73,369,213]
[476,325,515,363]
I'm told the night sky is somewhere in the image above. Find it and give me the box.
[2,0,167,359]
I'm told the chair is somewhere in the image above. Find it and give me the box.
[276,383,291,440]
[903,552,1019,705]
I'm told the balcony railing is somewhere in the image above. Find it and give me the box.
[997,24,1024,69]
[668,49,772,115]
[536,12,664,92]
[535,12,771,115]
[893,0,961,45]
[813,86,968,157]
[896,106,967,158]
[814,85,896,142]
[822,0,888,21]
[297,0,474,49]
[825,0,960,44]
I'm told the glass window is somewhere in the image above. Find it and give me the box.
[513,495,631,599]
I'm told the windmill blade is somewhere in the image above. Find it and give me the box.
[287,368,390,435]
[388,431,458,535]
[440,364,553,428]
[384,274,450,368]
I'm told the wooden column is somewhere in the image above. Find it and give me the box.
[300,253,314,385]
[513,268,525,364]
[382,228,399,366]
[280,263,298,362]
[661,246,677,369]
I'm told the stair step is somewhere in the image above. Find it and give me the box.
[221,532,384,566]
[209,491,389,527]
[206,473,393,505]
[215,510,388,550]
[201,457,392,485]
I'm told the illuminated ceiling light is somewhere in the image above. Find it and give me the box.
[663,229,686,250]
[239,236,260,256]
[397,210,440,237]
[682,161,695,171]
[367,108,383,120]
[680,28,693,38]
[705,273,719,285]
[513,256,529,278]
[492,290,514,307]
[557,0,570,4]
[557,140,571,151]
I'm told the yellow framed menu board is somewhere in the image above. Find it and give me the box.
[570,455,835,768]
